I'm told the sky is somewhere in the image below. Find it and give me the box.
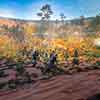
[0,0,99,20]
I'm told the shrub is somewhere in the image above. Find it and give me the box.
[8,79,16,89]
[15,62,25,75]
[25,72,32,83]
[0,70,5,77]
[0,82,6,89]
[65,51,69,61]
[96,61,100,66]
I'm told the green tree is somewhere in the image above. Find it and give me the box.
[60,13,66,25]
[59,13,66,38]
[65,51,69,61]
[37,4,53,21]
[80,16,85,26]
[90,14,100,32]
[9,24,25,43]
[37,4,53,37]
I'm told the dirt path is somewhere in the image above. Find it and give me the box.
[0,69,100,100]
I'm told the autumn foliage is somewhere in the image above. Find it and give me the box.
[0,19,99,64]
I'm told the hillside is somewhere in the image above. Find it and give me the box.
[0,16,95,25]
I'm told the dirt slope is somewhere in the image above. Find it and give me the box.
[0,70,100,100]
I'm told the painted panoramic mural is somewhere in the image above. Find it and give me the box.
[0,0,100,100]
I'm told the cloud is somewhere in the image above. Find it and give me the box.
[0,8,15,18]
[0,0,99,20]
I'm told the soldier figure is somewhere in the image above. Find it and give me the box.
[46,51,57,72]
[32,50,39,67]
[72,49,79,65]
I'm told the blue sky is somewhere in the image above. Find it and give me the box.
[0,0,99,20]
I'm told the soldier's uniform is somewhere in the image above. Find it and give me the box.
[32,50,39,67]
[46,52,57,72]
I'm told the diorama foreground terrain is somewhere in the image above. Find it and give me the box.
[0,69,100,100]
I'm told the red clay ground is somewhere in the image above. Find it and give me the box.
[0,69,100,100]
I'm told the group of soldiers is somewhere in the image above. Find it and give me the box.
[32,50,58,72]
[31,48,79,67]
[20,46,79,73]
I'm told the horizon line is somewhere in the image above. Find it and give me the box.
[0,15,97,21]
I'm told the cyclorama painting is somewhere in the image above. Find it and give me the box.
[0,0,100,100]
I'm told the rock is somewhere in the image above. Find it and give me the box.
[0,59,7,65]
[25,64,33,67]
[87,93,100,100]
[39,75,51,80]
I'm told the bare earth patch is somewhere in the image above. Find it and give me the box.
[0,69,100,100]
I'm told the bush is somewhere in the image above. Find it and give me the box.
[45,66,65,76]
[15,62,25,75]
[0,70,5,77]
[96,61,100,66]
[8,79,16,89]
[0,82,6,89]
[65,51,69,61]
[84,51,100,58]
[25,72,32,83]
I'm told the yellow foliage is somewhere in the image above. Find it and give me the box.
[0,30,99,63]
[24,24,37,36]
